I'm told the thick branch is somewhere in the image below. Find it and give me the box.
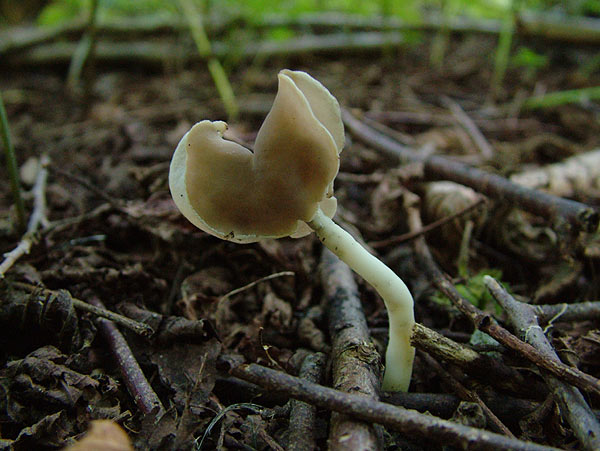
[320,248,382,450]
[342,109,598,233]
[229,363,558,451]
[485,277,600,451]
[3,11,600,58]
[8,32,405,67]
[411,323,539,397]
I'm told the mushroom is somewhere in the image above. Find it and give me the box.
[169,69,415,391]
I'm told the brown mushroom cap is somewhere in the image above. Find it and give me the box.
[169,70,344,243]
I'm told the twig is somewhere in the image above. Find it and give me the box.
[118,302,211,343]
[0,155,49,278]
[382,391,540,422]
[287,352,326,451]
[28,156,50,230]
[411,323,536,397]
[370,197,486,248]
[535,301,600,324]
[366,110,542,132]
[320,248,382,450]
[228,363,558,451]
[219,271,295,304]
[89,296,165,417]
[47,164,121,208]
[11,32,406,68]
[4,11,600,59]
[11,282,153,337]
[484,276,600,451]
[342,108,599,233]
[0,90,25,231]
[420,351,515,437]
[405,198,600,398]
[442,96,494,159]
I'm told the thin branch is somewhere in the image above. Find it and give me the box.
[342,108,599,233]
[320,248,382,450]
[228,363,558,451]
[218,271,295,304]
[11,282,154,337]
[3,11,600,59]
[47,164,121,208]
[534,301,600,324]
[0,155,49,277]
[485,276,600,451]
[420,351,515,437]
[405,198,600,398]
[382,391,540,422]
[411,323,537,397]
[442,96,494,159]
[370,197,486,249]
[10,32,406,67]
[89,296,165,417]
[287,352,326,451]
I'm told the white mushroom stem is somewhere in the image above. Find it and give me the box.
[307,207,415,392]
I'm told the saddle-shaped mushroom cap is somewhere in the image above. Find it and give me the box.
[169,70,344,243]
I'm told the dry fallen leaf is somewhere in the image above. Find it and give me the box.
[63,420,133,451]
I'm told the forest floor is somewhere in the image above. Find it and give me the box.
[1,27,600,450]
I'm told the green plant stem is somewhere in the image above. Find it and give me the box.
[0,91,25,231]
[67,0,99,93]
[491,1,515,99]
[522,86,600,110]
[429,0,454,70]
[179,0,238,121]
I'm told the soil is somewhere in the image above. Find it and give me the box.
[1,28,599,450]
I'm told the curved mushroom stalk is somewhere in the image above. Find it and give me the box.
[168,69,415,391]
[308,208,415,392]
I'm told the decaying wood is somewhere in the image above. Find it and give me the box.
[320,248,382,450]
[287,352,326,451]
[229,363,558,451]
[485,277,600,451]
[342,109,599,233]
[510,148,600,199]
